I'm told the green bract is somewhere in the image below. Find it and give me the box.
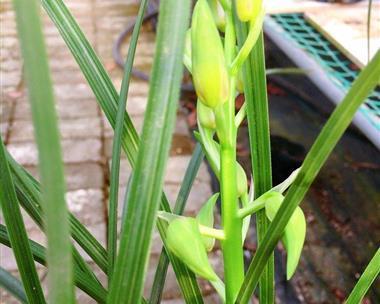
[197,101,216,129]
[166,217,218,280]
[196,193,219,251]
[191,0,229,108]
[265,193,306,280]
[236,0,262,22]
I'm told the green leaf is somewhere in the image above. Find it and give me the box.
[166,218,218,281]
[7,153,108,274]
[0,267,27,303]
[12,0,74,301]
[0,138,45,303]
[235,16,274,301]
[107,0,149,280]
[237,50,380,304]
[40,0,203,300]
[108,1,191,302]
[345,248,380,304]
[264,193,306,279]
[196,193,219,251]
[0,225,107,303]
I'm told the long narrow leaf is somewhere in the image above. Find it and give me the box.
[108,0,149,279]
[7,153,108,274]
[41,0,139,165]
[235,18,274,302]
[237,51,380,303]
[0,139,45,304]
[41,0,202,298]
[345,248,380,304]
[0,267,27,303]
[0,225,107,303]
[12,0,74,301]
[108,1,191,302]
[150,144,205,303]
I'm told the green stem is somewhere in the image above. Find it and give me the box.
[238,198,266,219]
[216,11,244,303]
[198,225,226,240]
[235,102,247,127]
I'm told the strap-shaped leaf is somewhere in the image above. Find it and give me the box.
[0,138,45,303]
[235,14,274,300]
[345,248,380,304]
[40,0,203,300]
[108,0,149,279]
[108,1,191,302]
[0,225,107,303]
[13,0,74,301]
[237,50,380,304]
[7,153,108,274]
[0,267,27,303]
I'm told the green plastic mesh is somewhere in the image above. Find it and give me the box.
[270,13,380,131]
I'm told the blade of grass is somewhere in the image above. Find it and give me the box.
[345,248,380,304]
[235,17,274,302]
[0,225,107,303]
[7,153,108,274]
[0,267,27,303]
[12,0,74,301]
[236,50,380,303]
[41,0,203,298]
[150,144,205,303]
[0,139,45,304]
[108,0,149,279]
[108,1,191,301]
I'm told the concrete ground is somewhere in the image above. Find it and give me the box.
[0,0,220,302]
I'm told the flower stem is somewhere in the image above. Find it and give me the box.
[215,11,245,303]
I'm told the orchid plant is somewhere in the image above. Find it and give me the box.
[1,0,379,303]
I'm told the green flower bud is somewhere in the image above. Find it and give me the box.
[166,217,218,280]
[265,193,306,280]
[197,101,216,129]
[192,0,229,108]
[196,193,219,251]
[237,163,248,198]
[236,0,262,22]
[208,0,226,32]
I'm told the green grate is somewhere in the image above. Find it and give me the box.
[270,13,380,131]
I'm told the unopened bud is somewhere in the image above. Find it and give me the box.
[197,101,216,129]
[192,0,229,108]
[236,0,262,22]
[166,217,218,280]
[208,0,226,32]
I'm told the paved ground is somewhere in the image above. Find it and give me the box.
[0,0,219,302]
